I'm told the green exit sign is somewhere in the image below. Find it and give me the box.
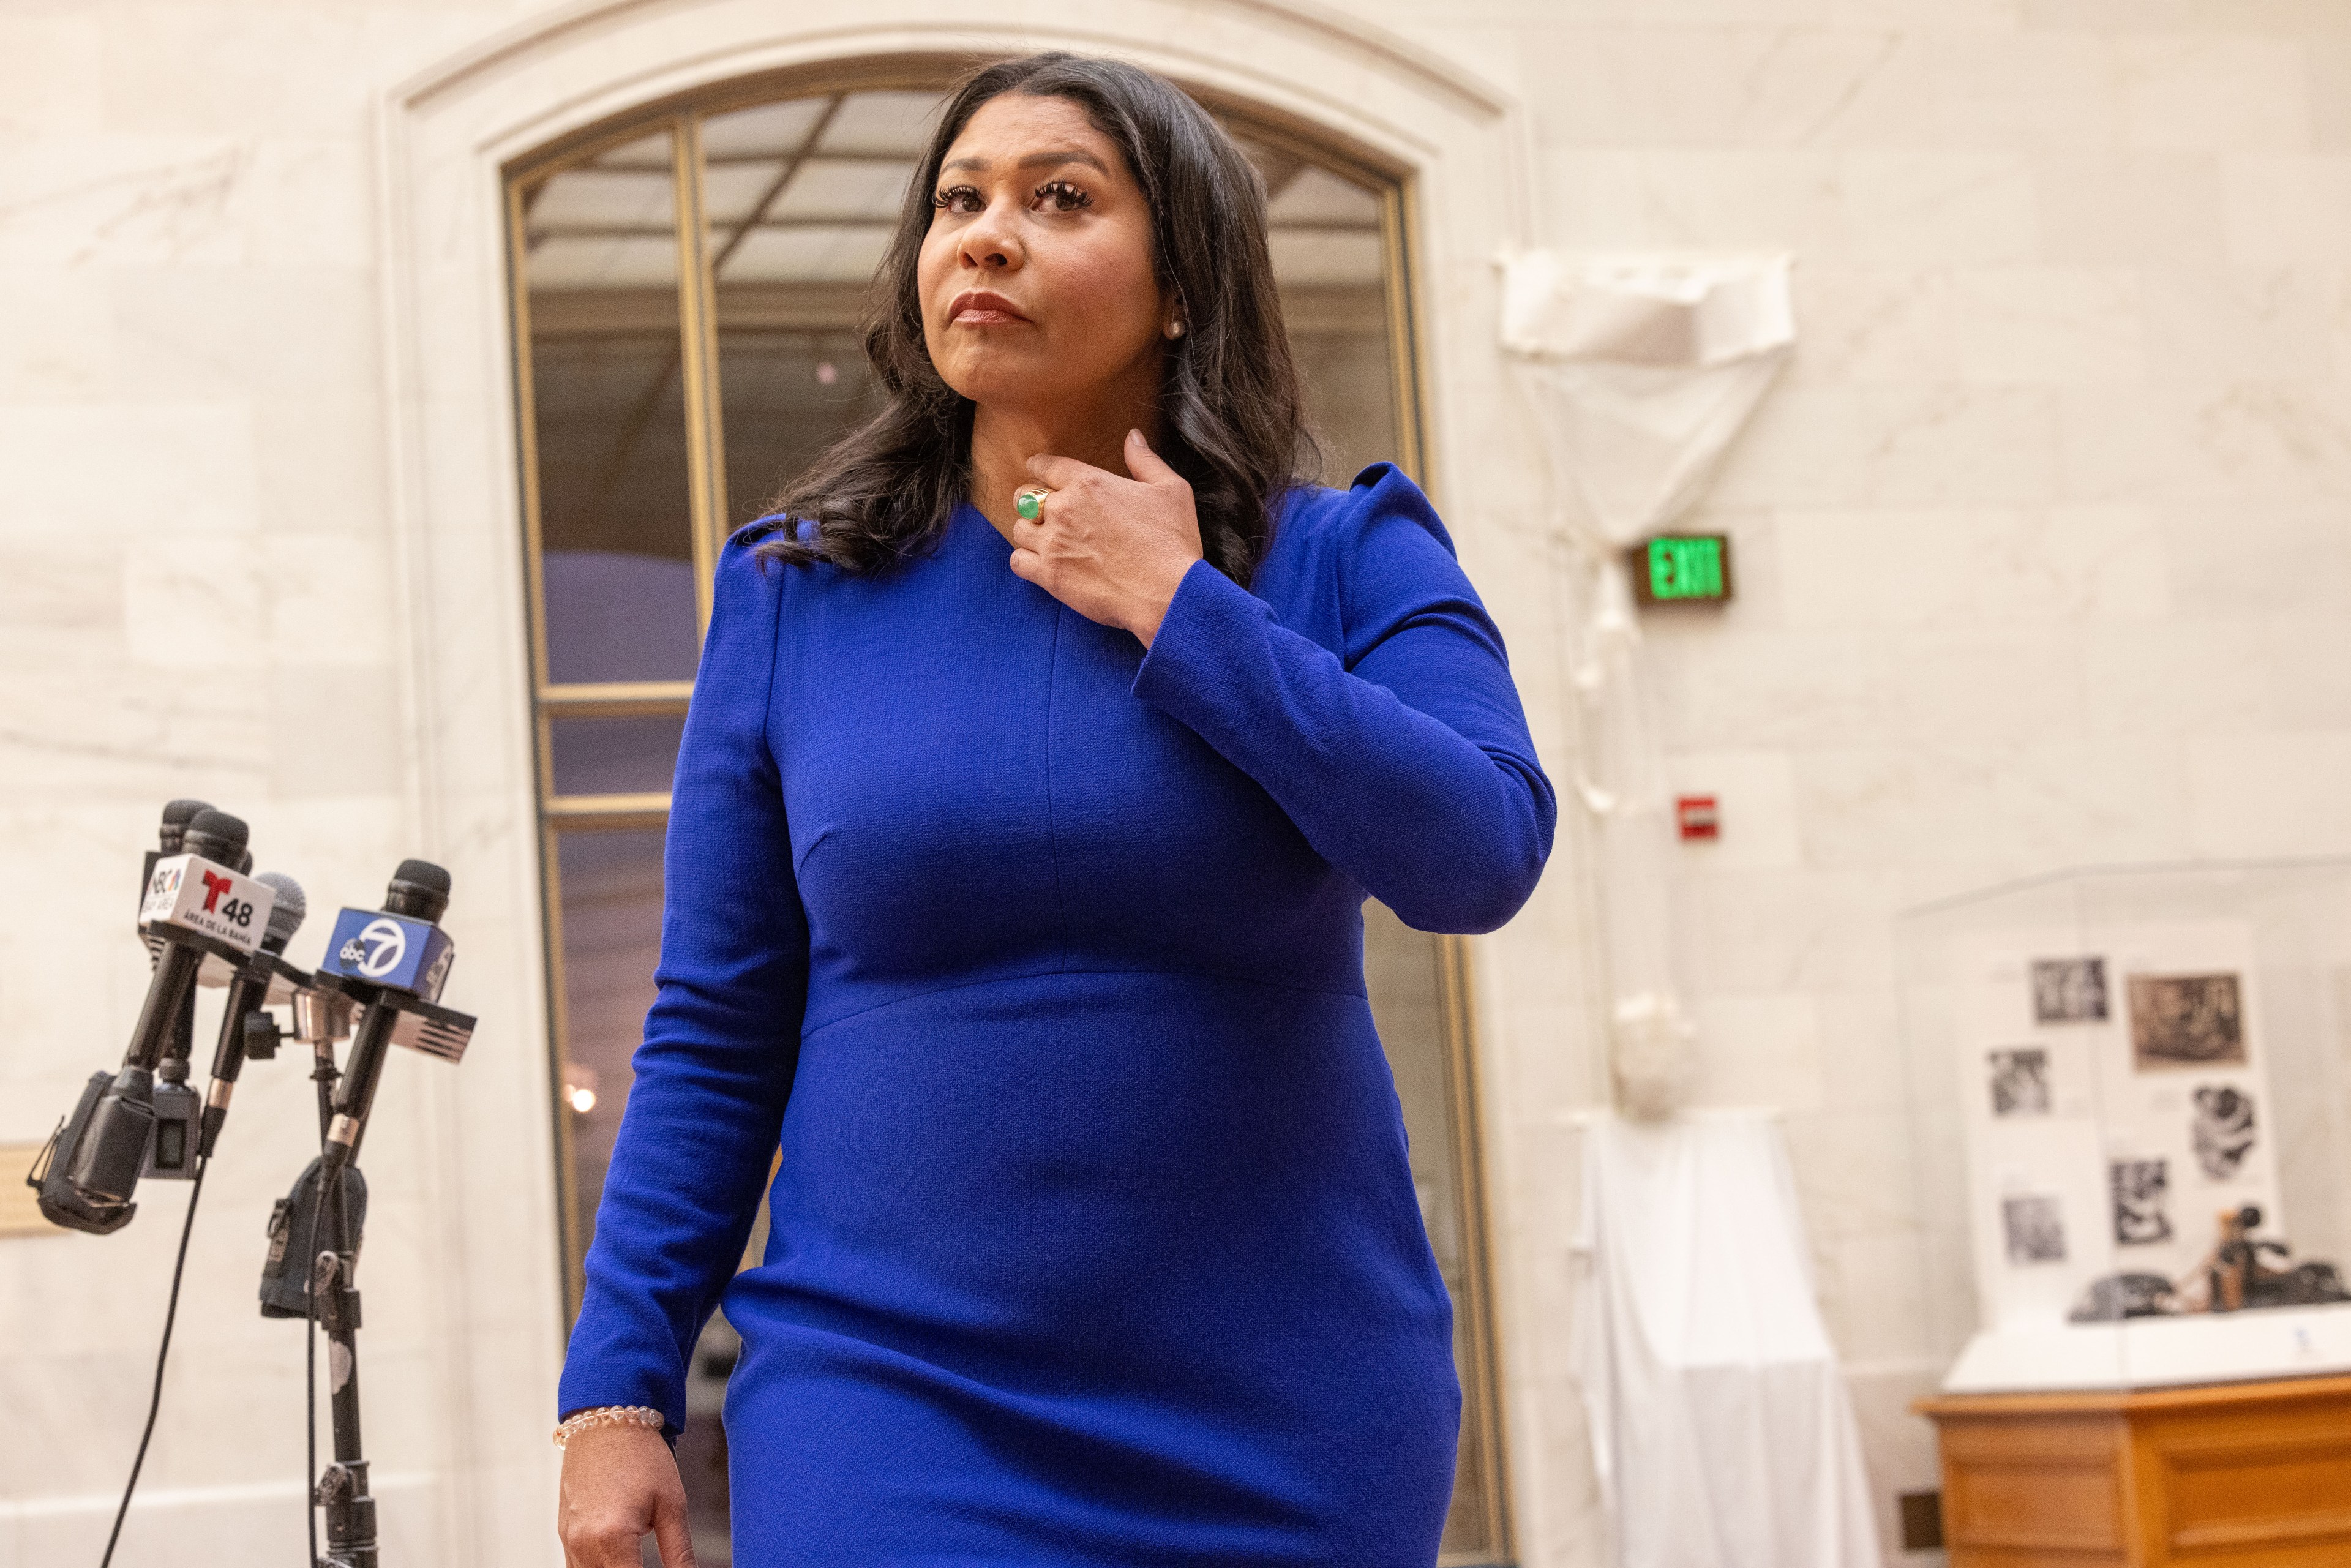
[1632,534,1733,606]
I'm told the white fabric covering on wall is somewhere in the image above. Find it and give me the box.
[1500,255,1794,547]
[1502,256,1793,1116]
[1572,1111,1882,1568]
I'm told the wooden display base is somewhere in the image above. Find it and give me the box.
[1916,1373,2351,1566]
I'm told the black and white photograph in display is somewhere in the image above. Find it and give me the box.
[2031,958,2109,1023]
[2001,1195,2067,1264]
[2110,1158,2173,1245]
[2128,973,2246,1069]
[2191,1086,2257,1180]
[1987,1047,2052,1117]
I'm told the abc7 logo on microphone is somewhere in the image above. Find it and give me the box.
[339,918,408,980]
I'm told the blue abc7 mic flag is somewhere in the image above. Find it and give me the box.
[315,907,472,1062]
[319,907,452,1000]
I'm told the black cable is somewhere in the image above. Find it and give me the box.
[304,1172,324,1568]
[306,1040,342,1568]
[100,1155,209,1568]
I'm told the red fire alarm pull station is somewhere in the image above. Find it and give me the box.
[1676,796,1720,841]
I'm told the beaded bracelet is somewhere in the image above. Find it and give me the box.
[553,1405,666,1448]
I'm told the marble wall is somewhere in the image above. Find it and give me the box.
[3,1,2350,1565]
[1370,0,2351,1558]
[0,3,558,1563]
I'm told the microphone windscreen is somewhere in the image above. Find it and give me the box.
[159,798,212,853]
[386,858,453,923]
[255,872,306,950]
[187,808,249,849]
[392,859,451,896]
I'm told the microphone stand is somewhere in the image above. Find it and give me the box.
[274,858,472,1568]
[292,987,354,1145]
[306,992,394,1568]
[308,1179,370,1568]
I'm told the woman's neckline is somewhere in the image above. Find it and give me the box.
[951,497,1016,550]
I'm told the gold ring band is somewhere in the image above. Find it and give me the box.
[1014,485,1050,522]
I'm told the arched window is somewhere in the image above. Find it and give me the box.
[506,61,1509,1564]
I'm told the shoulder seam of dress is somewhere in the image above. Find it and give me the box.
[1328,484,1362,673]
[737,535,787,772]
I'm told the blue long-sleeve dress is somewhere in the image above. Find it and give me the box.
[558,463,1556,1567]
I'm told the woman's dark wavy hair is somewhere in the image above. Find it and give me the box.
[745,53,1317,586]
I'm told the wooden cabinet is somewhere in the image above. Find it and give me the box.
[1917,1375,2351,1567]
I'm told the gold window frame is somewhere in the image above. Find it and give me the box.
[502,62,1509,1565]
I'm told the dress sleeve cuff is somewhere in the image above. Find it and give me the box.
[558,1358,688,1439]
[1130,558,1270,721]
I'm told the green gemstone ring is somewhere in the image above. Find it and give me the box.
[1014,485,1049,522]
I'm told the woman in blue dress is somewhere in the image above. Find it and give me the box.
[555,52,1556,1568]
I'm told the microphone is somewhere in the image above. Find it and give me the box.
[121,809,263,1073]
[143,799,211,899]
[258,871,307,954]
[264,858,469,1307]
[312,859,474,1172]
[34,809,280,1233]
[137,800,216,1127]
[139,800,244,958]
[197,871,310,1160]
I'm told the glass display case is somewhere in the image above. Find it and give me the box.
[1899,860,2351,1394]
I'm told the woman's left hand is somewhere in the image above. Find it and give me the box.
[1009,429,1202,648]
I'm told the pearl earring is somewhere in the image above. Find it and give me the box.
[1166,320,1186,339]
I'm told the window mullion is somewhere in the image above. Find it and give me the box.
[537,681,695,718]
[1378,181,1428,494]
[674,113,727,637]
[541,819,587,1319]
[508,176,555,699]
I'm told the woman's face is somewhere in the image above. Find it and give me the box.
[918,92,1172,418]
